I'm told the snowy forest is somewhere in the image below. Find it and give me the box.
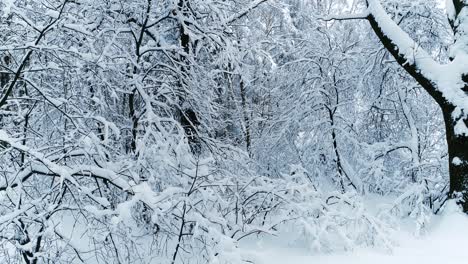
[0,0,467,263]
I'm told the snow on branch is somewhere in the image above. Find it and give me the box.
[324,0,468,132]
[319,12,370,22]
[366,0,441,81]
[321,0,442,83]
[446,0,457,24]
[0,130,166,209]
[366,0,468,115]
[223,0,269,25]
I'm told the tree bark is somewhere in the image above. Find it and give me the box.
[443,106,468,211]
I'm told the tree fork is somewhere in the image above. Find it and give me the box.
[365,0,468,211]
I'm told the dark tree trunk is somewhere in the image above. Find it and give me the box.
[239,79,252,155]
[366,1,468,212]
[176,0,201,153]
[443,106,468,211]
[444,1,468,211]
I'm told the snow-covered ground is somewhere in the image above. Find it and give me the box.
[241,201,468,264]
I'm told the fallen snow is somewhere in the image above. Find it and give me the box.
[241,201,468,264]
